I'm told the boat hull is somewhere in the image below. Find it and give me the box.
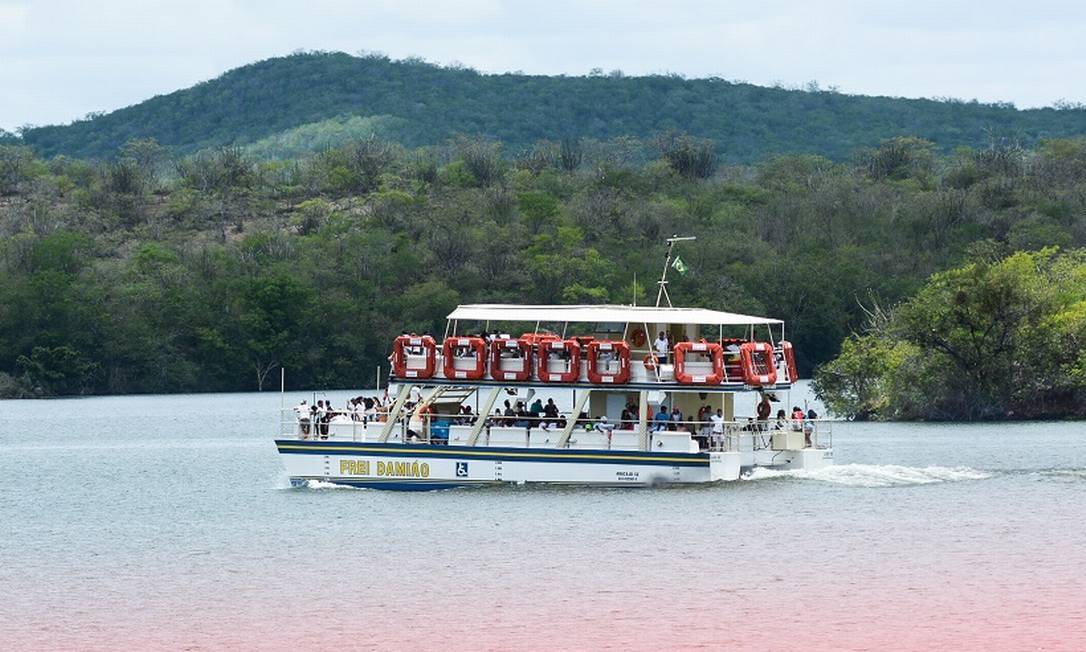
[276,439,742,489]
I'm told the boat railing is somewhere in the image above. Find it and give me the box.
[279,408,832,452]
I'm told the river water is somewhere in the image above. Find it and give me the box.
[2,384,1085,651]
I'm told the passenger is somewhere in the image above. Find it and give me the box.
[653,405,669,432]
[619,407,633,430]
[710,408,725,447]
[774,409,787,430]
[597,416,615,437]
[804,408,818,447]
[791,406,805,432]
[543,398,560,425]
[669,406,683,432]
[654,331,670,365]
[315,400,329,438]
[757,394,772,431]
[294,400,311,438]
[515,402,530,428]
[529,398,544,425]
[503,399,516,426]
[576,411,591,429]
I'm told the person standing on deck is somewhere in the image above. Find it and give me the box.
[654,331,671,365]
[294,400,310,438]
[757,394,772,430]
[710,408,725,447]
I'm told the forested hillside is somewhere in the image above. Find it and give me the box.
[14,51,1086,162]
[2,133,1085,398]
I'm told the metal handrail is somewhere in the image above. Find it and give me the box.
[280,407,832,451]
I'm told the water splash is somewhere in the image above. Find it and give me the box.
[742,463,991,487]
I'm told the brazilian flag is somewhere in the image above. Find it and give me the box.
[671,256,689,276]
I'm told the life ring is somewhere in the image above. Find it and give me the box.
[391,335,436,379]
[441,337,487,380]
[537,339,582,383]
[586,340,630,384]
[489,338,532,382]
[629,327,647,347]
[673,341,724,385]
[739,342,778,386]
[780,340,799,384]
[643,353,659,372]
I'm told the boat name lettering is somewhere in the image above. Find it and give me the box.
[339,459,431,478]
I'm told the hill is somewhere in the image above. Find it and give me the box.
[18,51,1086,161]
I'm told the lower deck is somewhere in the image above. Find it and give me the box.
[276,420,834,489]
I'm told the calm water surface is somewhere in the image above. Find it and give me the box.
[2,385,1085,651]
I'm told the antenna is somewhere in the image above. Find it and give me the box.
[655,235,696,307]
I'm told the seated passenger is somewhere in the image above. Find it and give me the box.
[502,399,516,426]
[543,398,560,425]
[669,406,683,432]
[597,416,614,436]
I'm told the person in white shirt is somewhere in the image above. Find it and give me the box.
[294,400,311,438]
[654,331,670,364]
[710,409,725,447]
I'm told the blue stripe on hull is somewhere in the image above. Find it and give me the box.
[275,439,710,467]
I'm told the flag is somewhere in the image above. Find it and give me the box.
[671,256,689,275]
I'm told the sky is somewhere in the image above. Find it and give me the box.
[2,0,1086,131]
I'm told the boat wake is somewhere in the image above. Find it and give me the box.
[1036,468,1086,482]
[742,463,991,488]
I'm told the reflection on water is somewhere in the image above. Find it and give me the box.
[2,386,1085,650]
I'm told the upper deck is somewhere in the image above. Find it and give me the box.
[390,303,798,392]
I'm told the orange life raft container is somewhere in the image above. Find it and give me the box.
[489,338,533,382]
[441,337,487,380]
[391,335,437,379]
[586,340,630,384]
[537,339,581,383]
[739,341,777,386]
[673,341,725,385]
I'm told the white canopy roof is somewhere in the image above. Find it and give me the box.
[447,304,782,326]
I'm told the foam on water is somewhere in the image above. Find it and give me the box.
[300,479,363,490]
[742,463,991,487]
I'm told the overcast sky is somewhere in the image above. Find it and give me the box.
[3,0,1085,131]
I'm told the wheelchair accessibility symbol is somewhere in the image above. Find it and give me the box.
[455,462,469,477]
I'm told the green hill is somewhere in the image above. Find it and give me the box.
[18,51,1086,161]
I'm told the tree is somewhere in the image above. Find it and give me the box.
[653,131,716,180]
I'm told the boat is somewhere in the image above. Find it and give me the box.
[276,240,833,489]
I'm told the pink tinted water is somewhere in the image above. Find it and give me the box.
[1,391,1085,650]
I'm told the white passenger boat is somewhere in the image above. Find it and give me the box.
[276,302,833,489]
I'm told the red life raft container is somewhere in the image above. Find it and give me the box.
[441,337,487,380]
[537,339,581,383]
[391,335,436,379]
[489,338,533,382]
[673,341,724,385]
[586,340,630,384]
[780,340,799,384]
[739,342,777,386]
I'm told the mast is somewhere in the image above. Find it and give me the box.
[655,235,696,308]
